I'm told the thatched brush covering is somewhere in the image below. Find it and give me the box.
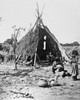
[16,27,39,60]
[16,25,62,62]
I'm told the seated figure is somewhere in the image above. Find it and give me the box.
[52,58,71,82]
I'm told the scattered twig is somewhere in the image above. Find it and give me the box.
[10,90,34,98]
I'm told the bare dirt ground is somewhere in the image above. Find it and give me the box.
[0,62,80,100]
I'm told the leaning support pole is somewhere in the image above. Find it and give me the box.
[33,48,37,68]
[14,56,17,70]
[34,52,37,68]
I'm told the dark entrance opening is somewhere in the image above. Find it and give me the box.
[37,28,61,62]
[37,35,53,60]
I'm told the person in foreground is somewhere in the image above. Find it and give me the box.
[70,49,79,80]
[52,48,79,82]
[52,57,71,82]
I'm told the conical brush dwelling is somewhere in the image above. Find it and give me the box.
[16,7,69,65]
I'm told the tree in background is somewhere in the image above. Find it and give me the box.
[12,26,25,70]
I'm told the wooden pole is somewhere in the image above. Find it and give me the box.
[33,48,37,68]
[33,46,37,68]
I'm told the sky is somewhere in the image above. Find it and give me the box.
[0,0,80,43]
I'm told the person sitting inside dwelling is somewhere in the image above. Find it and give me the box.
[52,57,71,82]
[46,52,55,63]
[70,48,79,80]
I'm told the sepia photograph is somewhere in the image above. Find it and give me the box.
[0,0,80,100]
